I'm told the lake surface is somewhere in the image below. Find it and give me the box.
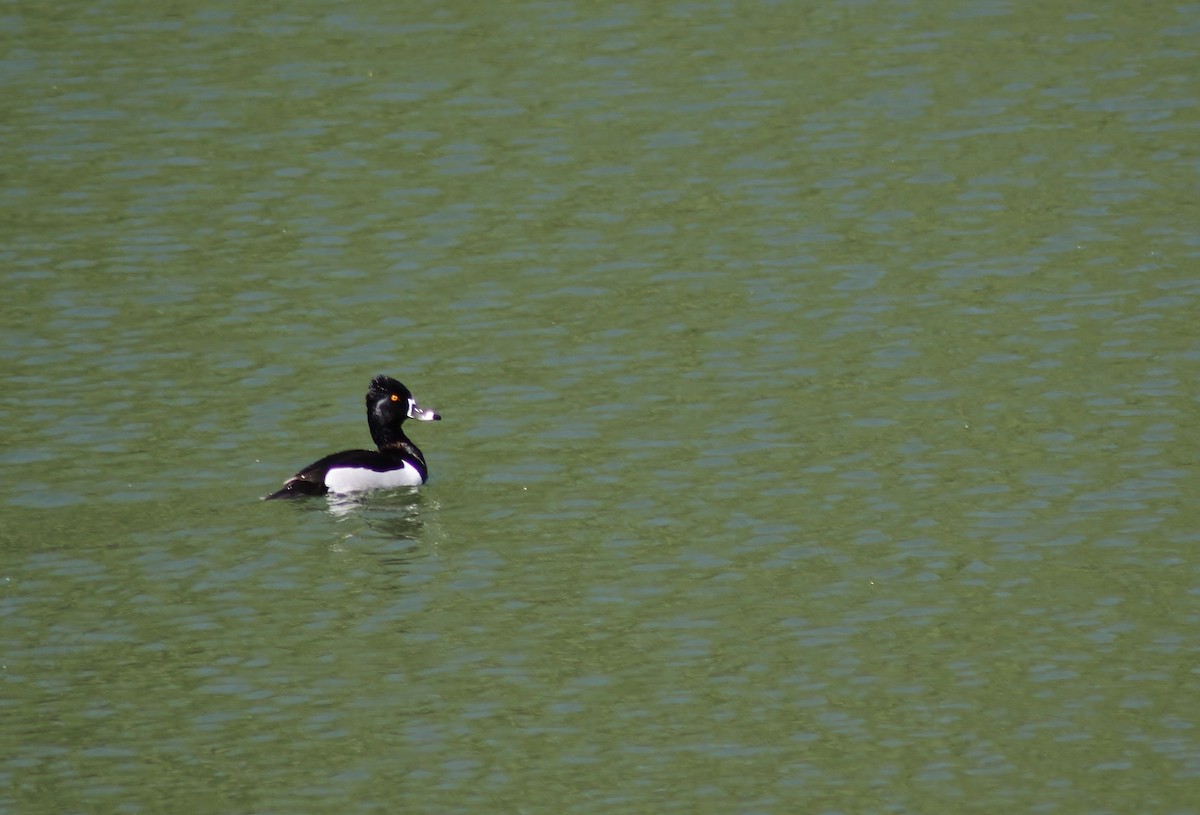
[3,1,1198,812]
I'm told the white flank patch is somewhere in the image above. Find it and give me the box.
[324,463,423,493]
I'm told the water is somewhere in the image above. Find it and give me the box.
[3,1,1199,812]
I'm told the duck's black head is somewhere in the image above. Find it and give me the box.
[366,375,441,449]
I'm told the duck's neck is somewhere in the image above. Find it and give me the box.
[373,426,425,464]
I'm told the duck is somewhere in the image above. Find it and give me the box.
[264,375,441,500]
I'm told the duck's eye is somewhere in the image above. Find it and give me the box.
[390,394,400,402]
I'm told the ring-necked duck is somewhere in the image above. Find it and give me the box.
[264,375,441,500]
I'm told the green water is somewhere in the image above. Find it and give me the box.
[3,1,1198,812]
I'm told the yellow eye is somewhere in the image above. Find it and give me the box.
[390,394,400,402]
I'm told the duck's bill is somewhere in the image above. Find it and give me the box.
[407,399,441,421]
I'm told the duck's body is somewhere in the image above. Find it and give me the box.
[265,375,440,500]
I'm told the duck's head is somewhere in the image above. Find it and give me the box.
[366,375,440,447]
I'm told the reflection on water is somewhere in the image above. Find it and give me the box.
[332,491,440,559]
[271,488,440,576]
[324,486,423,524]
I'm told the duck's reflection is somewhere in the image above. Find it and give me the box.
[327,488,444,565]
[271,486,444,578]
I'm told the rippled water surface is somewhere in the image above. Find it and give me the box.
[3,1,1199,812]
